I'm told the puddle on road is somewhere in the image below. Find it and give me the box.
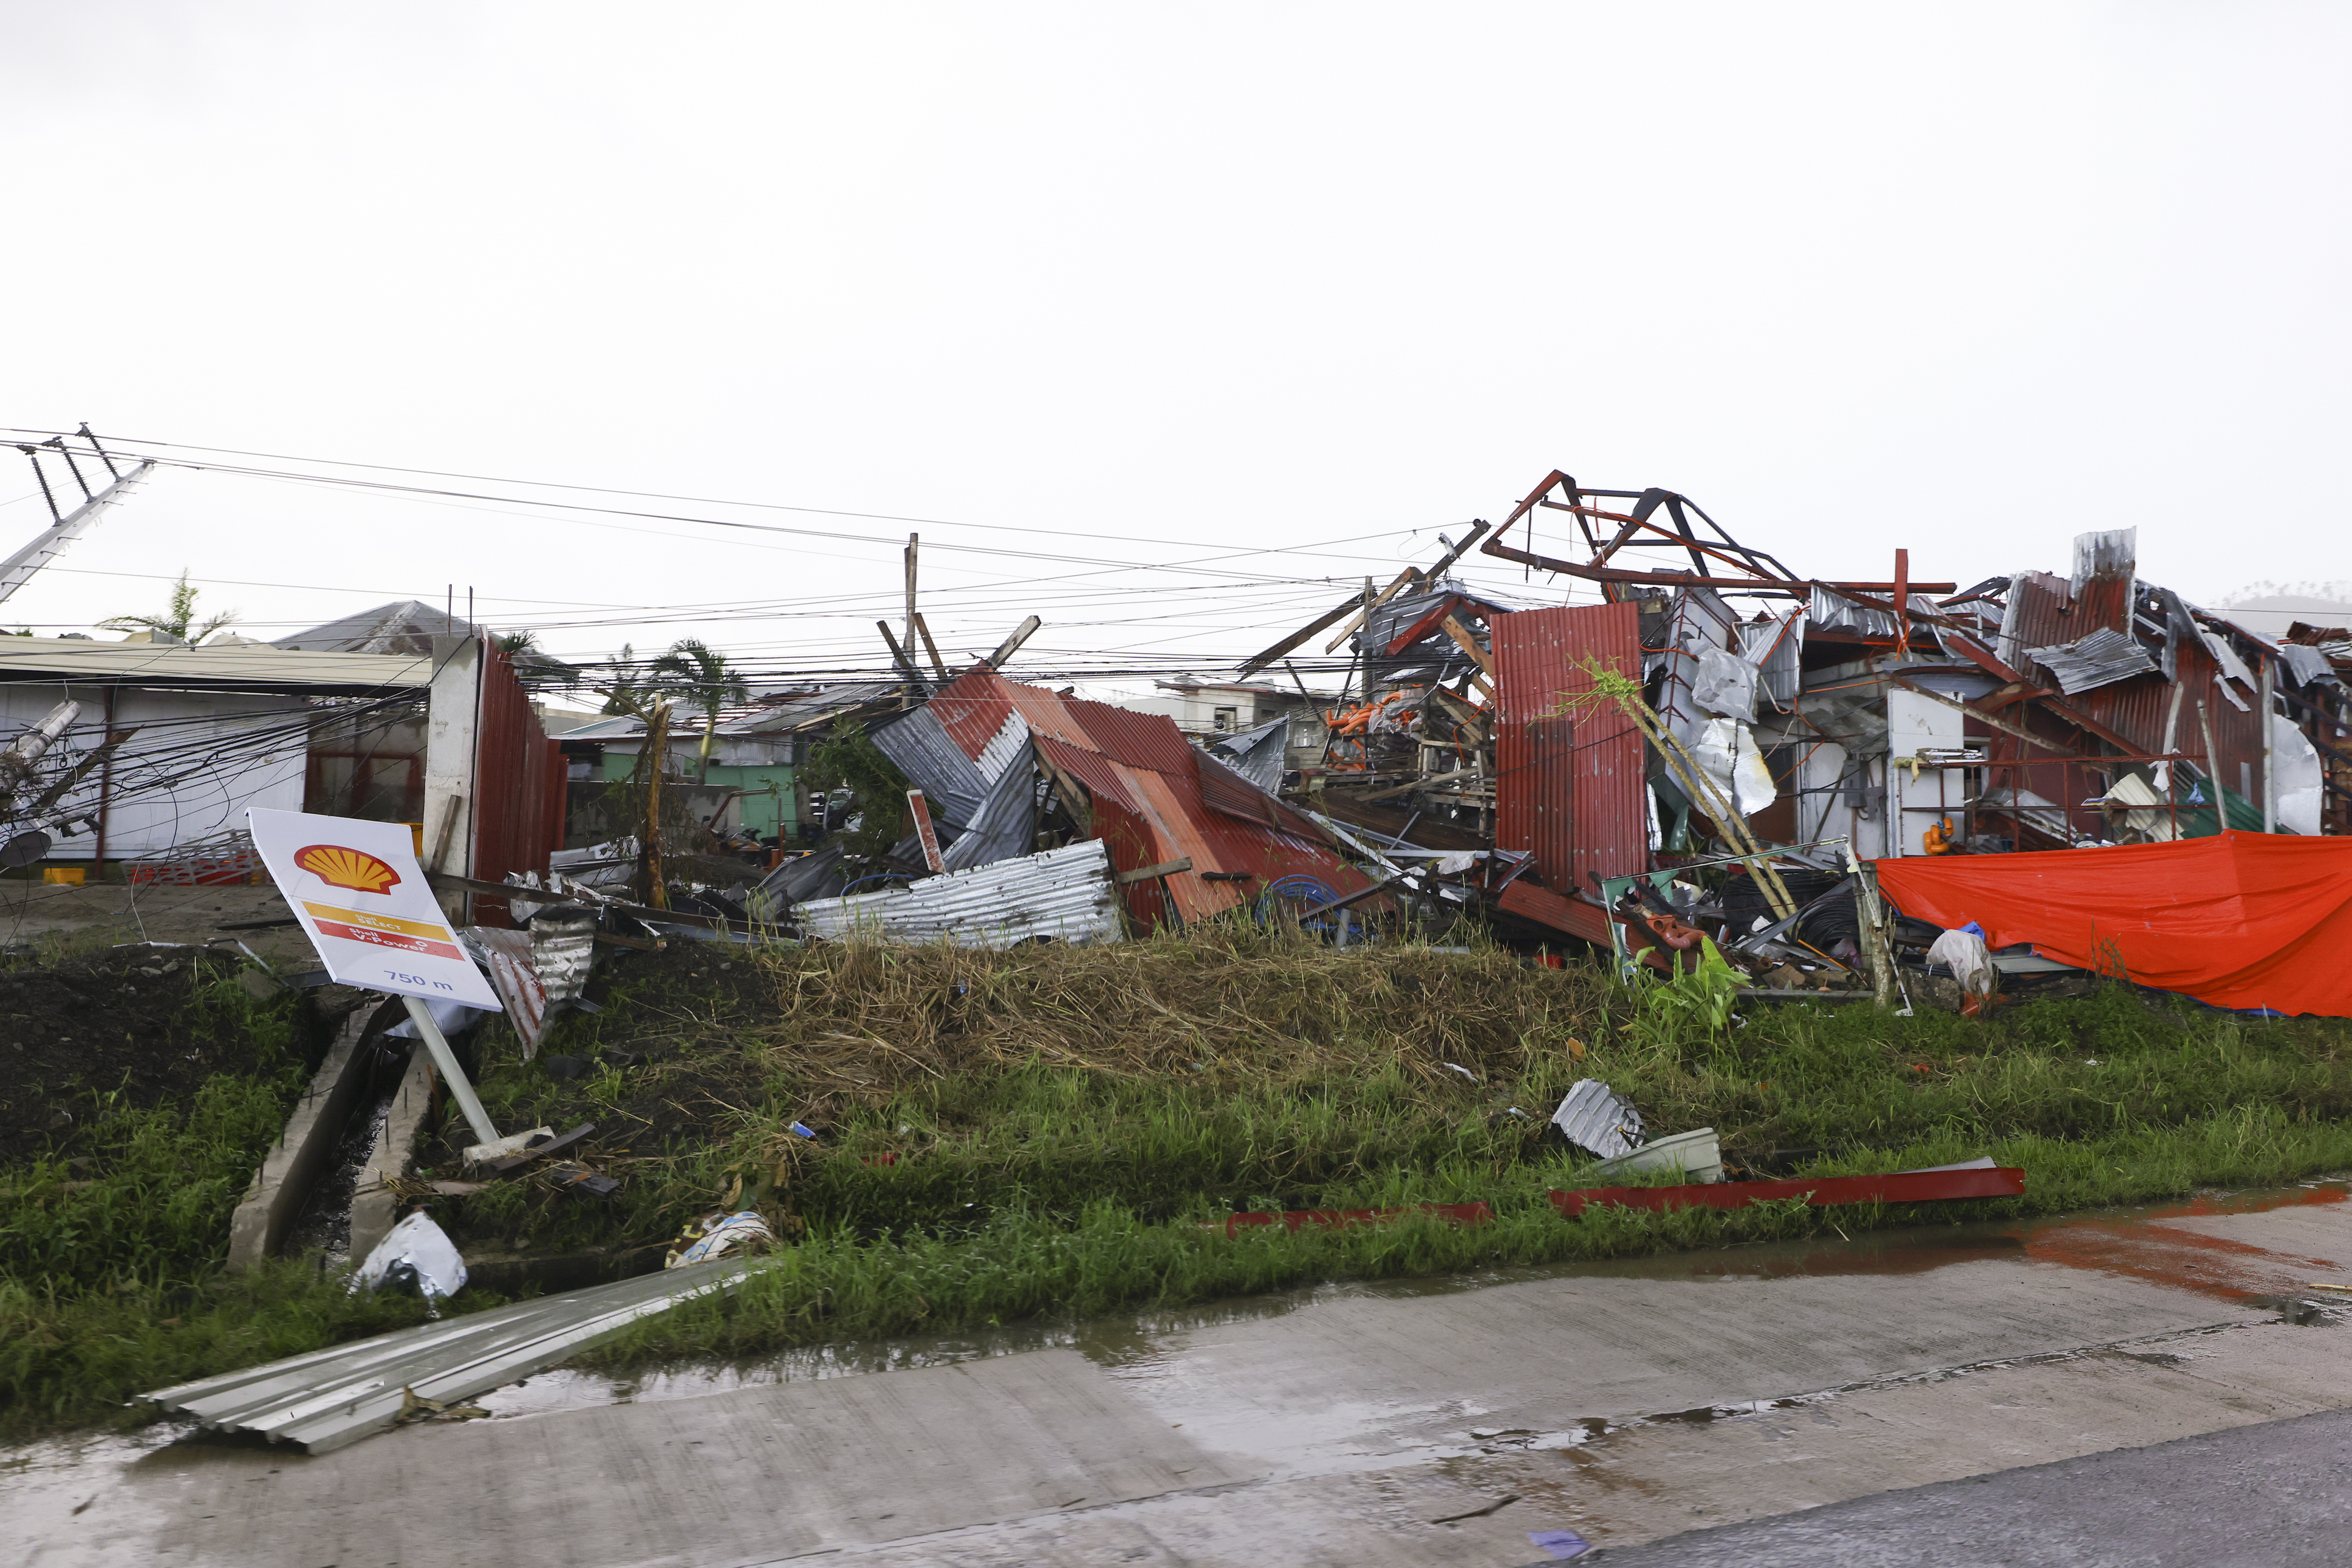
[462,1176,2352,1421]
[21,1175,2352,1480]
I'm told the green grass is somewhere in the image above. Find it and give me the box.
[9,930,2352,1437]
[0,972,459,1435]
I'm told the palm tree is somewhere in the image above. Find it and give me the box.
[100,570,236,643]
[649,638,748,782]
[494,628,580,693]
[595,644,654,718]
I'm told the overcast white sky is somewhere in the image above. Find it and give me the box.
[3,3,2347,693]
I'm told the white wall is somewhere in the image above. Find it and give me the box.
[0,683,310,860]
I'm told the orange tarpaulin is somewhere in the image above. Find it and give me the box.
[1874,832,2352,1017]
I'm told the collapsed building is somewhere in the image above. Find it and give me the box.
[706,468,2347,986]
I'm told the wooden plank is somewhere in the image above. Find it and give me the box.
[1112,856,1194,885]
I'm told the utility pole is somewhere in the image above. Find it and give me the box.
[904,533,919,656]
[641,701,671,909]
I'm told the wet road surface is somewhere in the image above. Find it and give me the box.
[10,1182,2352,1565]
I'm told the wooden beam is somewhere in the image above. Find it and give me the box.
[1324,567,1422,653]
[1440,615,1495,679]
[877,620,926,686]
[1033,747,1095,836]
[910,612,950,679]
[1113,856,1194,885]
[1359,767,1480,803]
[987,615,1042,668]
[1890,678,2079,758]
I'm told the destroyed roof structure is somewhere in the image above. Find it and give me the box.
[1196,464,2352,1011]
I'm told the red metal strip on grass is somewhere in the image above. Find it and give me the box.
[1548,1167,2026,1218]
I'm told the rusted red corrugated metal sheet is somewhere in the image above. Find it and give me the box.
[470,638,561,927]
[1070,700,1207,777]
[1991,576,2272,841]
[1491,602,1646,902]
[921,665,1378,930]
[1496,879,1613,946]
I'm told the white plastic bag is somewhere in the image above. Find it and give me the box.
[352,1212,468,1302]
[1926,927,1997,1004]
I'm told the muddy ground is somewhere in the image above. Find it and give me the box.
[0,947,338,1157]
[0,878,318,969]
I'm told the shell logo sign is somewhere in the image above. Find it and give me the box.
[292,844,402,895]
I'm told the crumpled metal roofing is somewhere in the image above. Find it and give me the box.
[1739,609,1804,709]
[1807,585,1945,641]
[795,838,1121,947]
[2276,643,2340,689]
[2024,625,2159,695]
[939,741,1038,872]
[1208,715,1288,793]
[1551,1079,1645,1159]
[918,665,1377,928]
[870,705,990,828]
[140,1259,760,1454]
[974,708,1031,782]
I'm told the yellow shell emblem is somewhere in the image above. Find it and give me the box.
[293,844,401,895]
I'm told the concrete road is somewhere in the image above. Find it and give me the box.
[10,1187,2352,1566]
[1598,1402,2352,1566]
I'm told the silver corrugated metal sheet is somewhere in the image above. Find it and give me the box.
[1550,1078,1644,1159]
[940,744,1038,871]
[974,708,1031,782]
[796,839,1121,948]
[761,842,849,907]
[530,911,597,1004]
[2024,626,2158,695]
[1739,610,1803,709]
[2277,643,2339,689]
[1208,716,1288,793]
[1808,585,1944,641]
[869,706,988,827]
[2070,527,2136,598]
[0,636,429,690]
[140,1259,760,1454]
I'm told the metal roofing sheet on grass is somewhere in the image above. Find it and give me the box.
[140,1259,760,1454]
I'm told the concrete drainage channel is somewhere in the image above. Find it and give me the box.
[225,1006,392,1270]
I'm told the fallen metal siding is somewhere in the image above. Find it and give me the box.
[869,706,989,827]
[1209,716,1288,793]
[795,839,1122,947]
[1551,1078,1644,1158]
[939,742,1038,871]
[1741,610,1803,709]
[1120,764,1352,924]
[919,664,1375,930]
[973,709,1031,782]
[1997,571,2066,670]
[1492,602,1647,901]
[141,1260,760,1454]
